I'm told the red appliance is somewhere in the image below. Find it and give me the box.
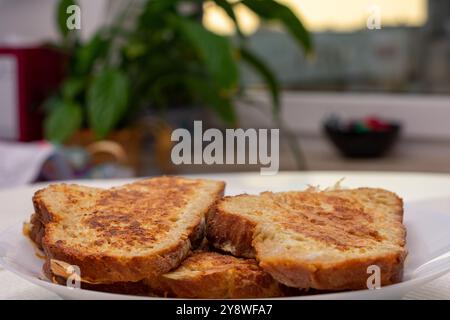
[0,47,64,141]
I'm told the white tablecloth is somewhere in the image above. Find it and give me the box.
[1,172,450,300]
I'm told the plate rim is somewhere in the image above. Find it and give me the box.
[1,217,450,301]
[2,172,450,299]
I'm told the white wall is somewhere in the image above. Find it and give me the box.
[237,91,450,140]
[0,0,108,45]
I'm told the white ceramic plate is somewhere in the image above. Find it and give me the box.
[1,172,450,299]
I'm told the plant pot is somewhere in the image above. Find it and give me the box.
[66,127,144,174]
[136,106,227,175]
[161,105,226,131]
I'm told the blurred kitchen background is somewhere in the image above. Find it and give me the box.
[0,0,449,186]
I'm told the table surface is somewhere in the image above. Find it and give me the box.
[1,171,450,300]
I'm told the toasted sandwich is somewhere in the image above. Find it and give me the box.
[145,250,286,298]
[44,249,287,298]
[31,176,225,283]
[207,187,407,290]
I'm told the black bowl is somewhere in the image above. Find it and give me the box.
[323,123,401,158]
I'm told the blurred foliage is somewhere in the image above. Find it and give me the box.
[45,0,312,143]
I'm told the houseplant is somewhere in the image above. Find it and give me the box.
[44,0,313,170]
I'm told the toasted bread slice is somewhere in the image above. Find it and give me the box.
[42,260,152,296]
[32,176,225,283]
[145,250,286,298]
[28,213,45,250]
[207,188,407,290]
[43,250,287,298]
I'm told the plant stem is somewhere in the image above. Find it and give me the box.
[238,95,307,170]
[105,0,138,66]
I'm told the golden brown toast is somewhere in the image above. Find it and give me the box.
[145,250,286,298]
[207,187,407,290]
[42,260,152,296]
[32,176,225,283]
[42,249,287,298]
[28,213,44,250]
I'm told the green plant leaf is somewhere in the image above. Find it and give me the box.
[239,47,280,114]
[43,94,61,113]
[44,100,82,143]
[241,0,312,53]
[57,0,77,39]
[188,76,237,125]
[124,40,148,59]
[87,68,129,138]
[174,16,239,92]
[212,0,243,38]
[62,77,84,100]
[138,0,178,28]
[75,33,109,74]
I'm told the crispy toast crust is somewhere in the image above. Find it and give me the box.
[33,177,225,283]
[206,205,256,258]
[43,250,287,298]
[28,213,45,250]
[42,260,151,296]
[207,188,407,290]
[145,250,286,298]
